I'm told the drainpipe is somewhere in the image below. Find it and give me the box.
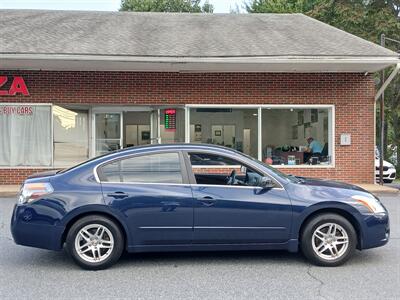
[375,62,400,185]
[375,63,400,102]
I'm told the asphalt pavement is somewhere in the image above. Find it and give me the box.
[0,194,399,300]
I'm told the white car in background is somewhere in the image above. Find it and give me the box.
[375,149,397,183]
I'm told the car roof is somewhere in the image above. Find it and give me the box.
[107,143,241,157]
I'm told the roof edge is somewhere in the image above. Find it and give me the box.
[1,53,399,63]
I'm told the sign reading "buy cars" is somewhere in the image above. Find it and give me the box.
[0,76,30,96]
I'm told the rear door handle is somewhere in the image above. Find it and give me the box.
[107,191,129,199]
[197,196,217,207]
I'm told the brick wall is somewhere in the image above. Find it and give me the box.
[0,71,376,184]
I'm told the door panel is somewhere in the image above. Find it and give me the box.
[102,183,194,245]
[99,151,194,246]
[192,186,292,244]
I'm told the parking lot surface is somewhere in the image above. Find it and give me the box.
[0,194,399,300]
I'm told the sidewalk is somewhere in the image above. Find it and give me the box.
[0,183,398,197]
[0,185,19,197]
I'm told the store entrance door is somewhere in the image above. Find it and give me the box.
[94,112,122,156]
[93,107,185,157]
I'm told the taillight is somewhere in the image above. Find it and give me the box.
[18,182,54,205]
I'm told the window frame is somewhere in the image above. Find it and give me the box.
[96,150,190,185]
[185,104,335,168]
[182,150,283,189]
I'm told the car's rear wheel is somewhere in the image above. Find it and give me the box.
[301,213,357,266]
[66,215,124,270]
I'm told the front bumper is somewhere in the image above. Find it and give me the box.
[11,204,65,251]
[375,169,396,181]
[359,212,390,250]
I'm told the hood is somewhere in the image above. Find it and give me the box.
[296,177,366,192]
[375,159,394,168]
[27,170,60,179]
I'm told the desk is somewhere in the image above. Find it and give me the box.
[279,151,304,165]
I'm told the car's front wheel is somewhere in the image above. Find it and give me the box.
[66,215,124,270]
[301,213,357,266]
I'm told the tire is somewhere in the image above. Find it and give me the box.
[300,213,357,267]
[66,215,124,270]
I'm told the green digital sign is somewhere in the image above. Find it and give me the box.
[164,109,176,130]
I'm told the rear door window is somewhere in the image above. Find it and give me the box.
[99,152,183,184]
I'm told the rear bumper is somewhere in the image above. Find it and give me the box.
[11,205,64,251]
[360,213,390,250]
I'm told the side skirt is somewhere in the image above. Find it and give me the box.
[127,239,299,253]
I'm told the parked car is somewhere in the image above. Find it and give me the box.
[11,144,389,270]
[375,158,396,183]
[375,146,396,183]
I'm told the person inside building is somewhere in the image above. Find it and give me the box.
[304,137,323,163]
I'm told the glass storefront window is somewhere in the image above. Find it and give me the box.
[123,111,151,147]
[189,108,259,158]
[53,106,89,167]
[0,104,52,166]
[262,108,331,165]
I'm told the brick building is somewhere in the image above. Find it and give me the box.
[0,10,399,184]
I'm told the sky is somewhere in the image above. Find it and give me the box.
[0,0,245,13]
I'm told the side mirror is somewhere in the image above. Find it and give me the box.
[259,177,275,189]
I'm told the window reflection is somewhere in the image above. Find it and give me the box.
[53,106,89,167]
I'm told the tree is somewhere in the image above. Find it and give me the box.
[245,0,321,13]
[120,0,214,13]
[246,0,400,169]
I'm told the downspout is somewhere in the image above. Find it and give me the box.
[375,63,400,101]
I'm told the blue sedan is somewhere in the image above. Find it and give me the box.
[11,144,389,269]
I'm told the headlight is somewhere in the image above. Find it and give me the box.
[18,182,53,205]
[351,195,386,214]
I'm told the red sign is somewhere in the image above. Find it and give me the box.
[0,106,33,115]
[0,76,30,96]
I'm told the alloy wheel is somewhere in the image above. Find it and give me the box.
[311,222,349,261]
[74,224,114,263]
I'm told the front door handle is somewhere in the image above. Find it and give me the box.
[197,196,217,207]
[107,191,129,199]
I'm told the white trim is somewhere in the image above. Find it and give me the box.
[186,104,334,109]
[258,107,262,161]
[50,105,54,167]
[331,105,336,167]
[2,54,398,64]
[185,107,190,143]
[0,102,52,106]
[3,55,398,73]
[274,165,335,169]
[157,108,161,143]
